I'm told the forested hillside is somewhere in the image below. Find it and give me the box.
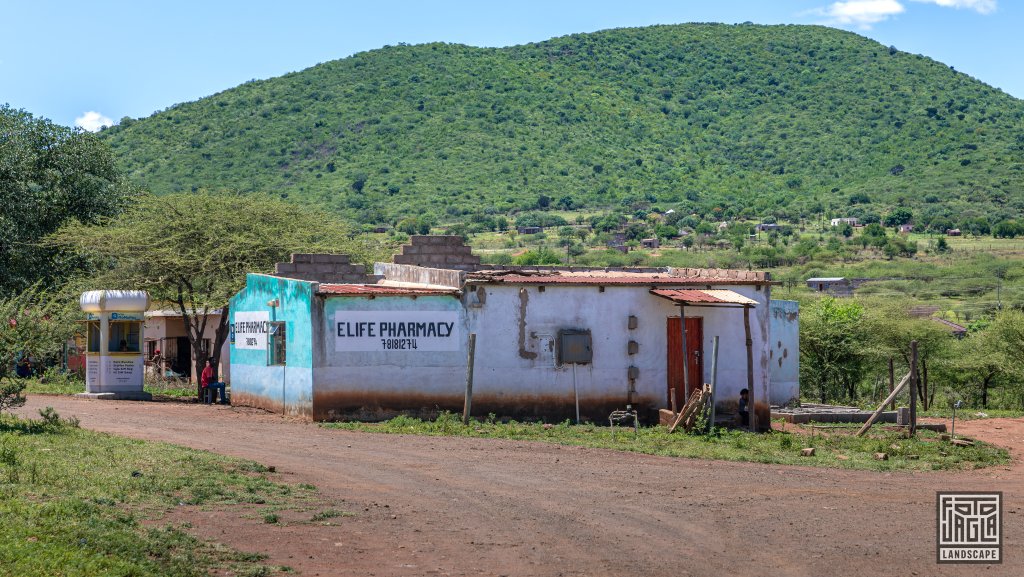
[100,24,1024,227]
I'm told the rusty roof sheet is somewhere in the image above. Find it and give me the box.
[318,284,459,297]
[467,267,771,285]
[650,289,758,306]
[468,274,762,286]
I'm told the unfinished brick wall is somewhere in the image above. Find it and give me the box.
[273,254,382,284]
[392,235,481,271]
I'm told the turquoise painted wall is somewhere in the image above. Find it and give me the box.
[229,274,315,417]
[312,294,466,420]
[769,299,800,406]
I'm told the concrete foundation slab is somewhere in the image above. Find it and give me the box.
[75,391,153,401]
[772,403,897,424]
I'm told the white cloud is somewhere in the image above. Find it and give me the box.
[74,111,113,132]
[910,0,996,14]
[811,0,906,29]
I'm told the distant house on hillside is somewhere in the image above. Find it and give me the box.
[717,221,729,231]
[898,224,914,234]
[946,228,962,237]
[806,277,853,297]
[517,226,542,235]
[641,238,660,249]
[755,223,781,233]
[830,217,858,227]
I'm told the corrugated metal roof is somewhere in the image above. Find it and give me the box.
[475,274,763,286]
[649,289,758,306]
[806,277,847,282]
[318,284,459,297]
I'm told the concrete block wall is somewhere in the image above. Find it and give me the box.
[392,235,481,271]
[274,254,382,284]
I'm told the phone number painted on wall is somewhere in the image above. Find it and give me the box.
[334,311,460,352]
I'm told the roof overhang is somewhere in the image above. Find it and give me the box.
[317,284,460,297]
[649,288,758,307]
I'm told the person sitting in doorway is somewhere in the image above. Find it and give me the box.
[200,359,227,404]
[738,388,750,427]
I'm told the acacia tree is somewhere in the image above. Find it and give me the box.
[0,106,133,293]
[986,310,1024,409]
[862,303,951,410]
[799,297,869,402]
[938,332,1013,409]
[51,192,390,395]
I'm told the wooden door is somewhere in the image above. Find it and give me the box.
[667,317,704,406]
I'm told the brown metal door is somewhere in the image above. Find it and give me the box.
[667,317,704,406]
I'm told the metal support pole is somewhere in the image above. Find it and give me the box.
[709,335,719,433]
[463,333,477,425]
[572,363,580,424]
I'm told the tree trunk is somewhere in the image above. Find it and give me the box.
[982,373,992,408]
[209,304,231,382]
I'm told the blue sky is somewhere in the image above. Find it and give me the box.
[1,0,1018,131]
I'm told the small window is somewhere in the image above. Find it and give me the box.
[268,322,286,366]
[109,321,141,352]
[86,321,101,353]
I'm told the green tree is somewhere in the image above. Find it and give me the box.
[799,297,868,402]
[513,247,562,265]
[884,208,913,227]
[0,106,133,293]
[987,310,1024,407]
[51,192,390,395]
[0,286,76,413]
[862,303,951,410]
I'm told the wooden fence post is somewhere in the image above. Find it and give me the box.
[909,340,918,437]
[888,357,895,410]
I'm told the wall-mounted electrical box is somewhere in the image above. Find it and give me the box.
[627,340,639,355]
[557,329,593,364]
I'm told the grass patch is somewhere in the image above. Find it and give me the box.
[21,371,200,399]
[919,408,1024,420]
[0,410,316,577]
[323,412,1010,472]
[310,509,351,522]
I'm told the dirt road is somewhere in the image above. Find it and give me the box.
[17,396,1023,577]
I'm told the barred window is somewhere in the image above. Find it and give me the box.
[268,322,286,366]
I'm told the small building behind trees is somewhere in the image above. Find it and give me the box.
[806,277,853,297]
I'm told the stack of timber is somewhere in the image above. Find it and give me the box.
[663,384,712,433]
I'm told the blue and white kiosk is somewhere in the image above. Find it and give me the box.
[78,290,152,400]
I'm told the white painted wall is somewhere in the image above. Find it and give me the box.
[143,314,230,382]
[465,283,770,420]
[308,282,772,423]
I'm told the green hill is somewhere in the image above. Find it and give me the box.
[100,23,1024,228]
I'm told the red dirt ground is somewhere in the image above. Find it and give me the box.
[16,396,1024,577]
